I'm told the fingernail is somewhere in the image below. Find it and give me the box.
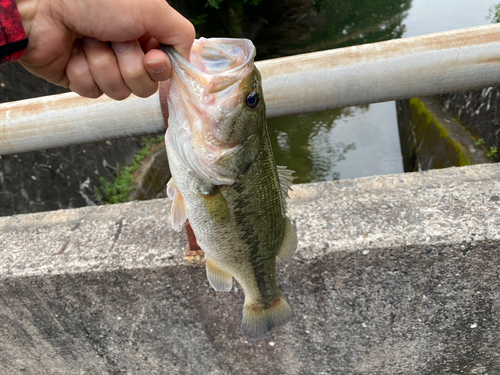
[82,37,100,46]
[112,41,135,54]
[147,59,167,74]
[71,44,80,54]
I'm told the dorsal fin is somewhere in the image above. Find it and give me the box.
[276,165,295,200]
[167,178,188,231]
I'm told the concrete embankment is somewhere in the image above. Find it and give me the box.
[397,96,491,172]
[1,163,500,374]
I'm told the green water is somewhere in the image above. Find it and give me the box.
[262,0,498,182]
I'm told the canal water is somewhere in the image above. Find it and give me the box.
[264,0,498,183]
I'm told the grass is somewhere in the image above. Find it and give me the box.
[97,136,164,204]
[487,146,498,159]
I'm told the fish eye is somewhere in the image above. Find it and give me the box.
[245,91,259,109]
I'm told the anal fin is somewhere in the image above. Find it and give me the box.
[167,178,188,231]
[277,218,298,264]
[206,256,233,292]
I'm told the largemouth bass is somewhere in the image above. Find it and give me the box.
[162,38,297,341]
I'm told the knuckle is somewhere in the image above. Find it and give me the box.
[67,66,91,82]
[91,54,115,72]
[123,67,144,81]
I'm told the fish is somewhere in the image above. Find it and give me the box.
[162,38,297,341]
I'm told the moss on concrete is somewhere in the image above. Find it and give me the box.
[409,97,470,167]
[398,97,491,171]
[97,136,165,204]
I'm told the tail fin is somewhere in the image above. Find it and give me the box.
[241,294,293,341]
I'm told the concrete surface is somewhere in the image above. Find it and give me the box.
[0,62,154,217]
[1,164,500,374]
[396,96,491,172]
[440,86,500,163]
[129,141,170,202]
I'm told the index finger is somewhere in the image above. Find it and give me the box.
[142,0,195,60]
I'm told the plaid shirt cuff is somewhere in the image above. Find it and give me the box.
[0,0,28,65]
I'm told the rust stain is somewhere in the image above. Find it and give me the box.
[1,121,8,143]
[478,56,500,64]
[257,24,500,78]
[1,25,500,155]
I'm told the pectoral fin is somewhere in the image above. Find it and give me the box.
[277,218,298,264]
[167,178,188,231]
[200,185,230,224]
[206,256,233,292]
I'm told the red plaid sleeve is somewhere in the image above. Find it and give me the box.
[0,0,28,65]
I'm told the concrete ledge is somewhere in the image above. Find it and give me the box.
[1,164,500,374]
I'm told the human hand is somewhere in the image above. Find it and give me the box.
[16,0,195,100]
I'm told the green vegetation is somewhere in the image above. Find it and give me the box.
[472,138,498,161]
[487,146,498,158]
[487,3,500,23]
[281,0,413,56]
[186,0,412,60]
[205,0,224,9]
[189,14,208,27]
[189,0,266,39]
[97,136,164,204]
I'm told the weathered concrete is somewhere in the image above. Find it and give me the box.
[0,62,163,216]
[440,86,500,163]
[129,141,170,202]
[1,164,500,374]
[396,96,491,172]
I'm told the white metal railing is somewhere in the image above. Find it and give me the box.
[2,24,500,155]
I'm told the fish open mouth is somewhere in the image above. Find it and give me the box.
[162,38,256,93]
[162,38,260,185]
[161,38,255,83]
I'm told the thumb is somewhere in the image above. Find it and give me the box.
[143,0,195,60]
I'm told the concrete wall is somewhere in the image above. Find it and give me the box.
[1,164,500,374]
[396,97,491,172]
[440,86,500,162]
[0,63,160,216]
